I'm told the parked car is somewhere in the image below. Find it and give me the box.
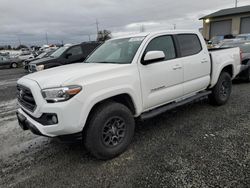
[219,41,250,81]
[208,34,235,47]
[23,50,56,70]
[214,39,243,48]
[18,51,35,61]
[0,55,22,68]
[17,30,241,159]
[236,34,250,41]
[28,42,102,72]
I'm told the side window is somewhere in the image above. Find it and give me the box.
[177,34,202,57]
[145,35,176,61]
[67,46,83,56]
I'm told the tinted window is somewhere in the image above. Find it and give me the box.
[177,34,202,57]
[145,35,176,60]
[67,46,83,56]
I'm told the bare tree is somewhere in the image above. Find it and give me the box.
[97,30,112,42]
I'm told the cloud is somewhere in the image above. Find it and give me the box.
[0,0,249,46]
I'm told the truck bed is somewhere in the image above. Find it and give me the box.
[209,47,241,88]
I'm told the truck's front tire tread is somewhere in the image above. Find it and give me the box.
[84,101,135,160]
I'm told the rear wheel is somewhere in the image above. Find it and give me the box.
[84,101,135,160]
[209,72,232,106]
[11,62,17,68]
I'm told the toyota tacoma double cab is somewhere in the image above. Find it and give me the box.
[17,30,241,159]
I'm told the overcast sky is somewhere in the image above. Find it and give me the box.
[0,0,249,46]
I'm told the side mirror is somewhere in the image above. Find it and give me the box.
[142,51,165,65]
[207,41,212,45]
[65,53,72,59]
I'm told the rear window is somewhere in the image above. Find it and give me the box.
[177,34,202,57]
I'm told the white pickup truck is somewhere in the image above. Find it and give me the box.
[16,30,241,159]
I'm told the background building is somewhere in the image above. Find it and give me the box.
[200,5,250,40]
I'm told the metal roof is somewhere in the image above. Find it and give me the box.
[200,5,250,20]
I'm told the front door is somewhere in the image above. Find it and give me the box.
[138,35,184,111]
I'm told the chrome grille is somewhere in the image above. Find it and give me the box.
[17,84,36,112]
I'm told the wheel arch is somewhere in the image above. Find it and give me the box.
[82,93,137,131]
[210,64,234,88]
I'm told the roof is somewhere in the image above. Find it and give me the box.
[112,30,199,40]
[200,5,250,20]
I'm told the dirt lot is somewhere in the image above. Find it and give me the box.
[0,68,249,188]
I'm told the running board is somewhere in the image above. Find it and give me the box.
[141,91,212,120]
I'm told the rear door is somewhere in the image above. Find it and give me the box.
[176,34,211,96]
[138,35,184,110]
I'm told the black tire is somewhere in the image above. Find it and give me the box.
[84,101,135,160]
[244,67,250,82]
[209,72,232,106]
[11,62,17,68]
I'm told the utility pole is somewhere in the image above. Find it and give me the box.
[18,36,21,46]
[140,24,145,32]
[173,24,176,30]
[88,35,91,41]
[95,19,99,35]
[235,0,239,7]
[45,32,49,45]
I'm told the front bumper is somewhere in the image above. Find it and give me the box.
[17,78,85,137]
[17,110,83,142]
[17,110,44,136]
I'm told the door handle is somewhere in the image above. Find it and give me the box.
[201,60,208,63]
[173,65,182,70]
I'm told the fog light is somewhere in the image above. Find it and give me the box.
[51,115,58,124]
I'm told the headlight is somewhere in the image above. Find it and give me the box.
[41,85,82,103]
[36,65,44,71]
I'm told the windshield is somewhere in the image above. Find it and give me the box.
[37,52,47,58]
[85,37,144,64]
[50,46,69,58]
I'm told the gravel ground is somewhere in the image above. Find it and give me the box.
[0,68,249,188]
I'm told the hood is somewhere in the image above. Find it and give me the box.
[30,57,56,65]
[23,63,129,89]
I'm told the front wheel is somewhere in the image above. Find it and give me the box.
[11,62,17,68]
[84,101,135,160]
[209,72,232,106]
